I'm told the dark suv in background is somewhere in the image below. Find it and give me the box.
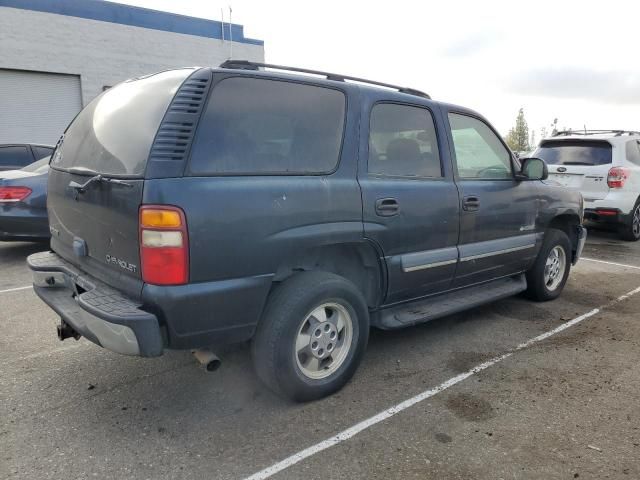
[29,61,586,401]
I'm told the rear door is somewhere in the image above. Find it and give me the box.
[47,69,194,297]
[534,139,612,201]
[445,111,539,287]
[359,98,459,304]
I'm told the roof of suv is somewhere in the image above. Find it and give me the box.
[214,60,481,120]
[546,130,640,145]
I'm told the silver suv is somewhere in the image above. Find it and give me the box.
[533,130,640,241]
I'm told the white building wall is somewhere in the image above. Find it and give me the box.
[0,6,265,106]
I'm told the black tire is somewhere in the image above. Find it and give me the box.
[619,199,640,242]
[251,271,370,402]
[525,229,572,302]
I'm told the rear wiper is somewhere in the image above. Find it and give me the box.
[559,162,594,166]
[68,173,134,193]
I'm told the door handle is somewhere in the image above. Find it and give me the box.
[462,195,480,212]
[375,198,400,216]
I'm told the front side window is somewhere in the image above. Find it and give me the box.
[0,146,32,167]
[189,77,346,175]
[368,103,441,178]
[448,113,512,179]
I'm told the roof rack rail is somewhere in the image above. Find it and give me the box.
[553,129,640,137]
[219,60,431,99]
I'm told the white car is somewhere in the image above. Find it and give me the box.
[532,130,640,241]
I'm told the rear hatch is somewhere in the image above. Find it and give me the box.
[534,139,612,201]
[47,69,194,298]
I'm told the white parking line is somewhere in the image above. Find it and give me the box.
[243,285,640,480]
[0,285,32,295]
[581,257,640,270]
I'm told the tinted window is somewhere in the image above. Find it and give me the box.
[533,140,612,166]
[189,77,345,175]
[368,104,441,177]
[625,140,640,166]
[448,114,512,179]
[33,146,53,160]
[0,146,32,167]
[52,69,193,176]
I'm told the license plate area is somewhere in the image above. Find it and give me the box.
[550,173,582,187]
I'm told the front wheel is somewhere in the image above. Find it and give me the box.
[252,271,369,402]
[525,229,571,301]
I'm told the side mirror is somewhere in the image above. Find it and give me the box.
[516,157,548,181]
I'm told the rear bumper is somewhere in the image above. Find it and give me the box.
[27,251,163,357]
[584,208,623,224]
[0,207,49,241]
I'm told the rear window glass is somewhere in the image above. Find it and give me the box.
[534,140,612,166]
[0,146,32,167]
[189,77,346,175]
[52,69,193,176]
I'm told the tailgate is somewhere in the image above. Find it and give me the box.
[47,169,144,296]
[547,166,609,200]
[46,68,195,298]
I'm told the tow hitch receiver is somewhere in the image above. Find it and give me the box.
[57,319,81,341]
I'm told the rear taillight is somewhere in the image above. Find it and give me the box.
[0,186,32,203]
[607,167,630,188]
[139,205,188,285]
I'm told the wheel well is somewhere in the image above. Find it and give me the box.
[548,214,580,251]
[272,243,383,307]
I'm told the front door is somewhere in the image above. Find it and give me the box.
[445,111,540,288]
[359,100,459,304]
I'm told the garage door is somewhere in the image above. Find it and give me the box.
[0,69,82,145]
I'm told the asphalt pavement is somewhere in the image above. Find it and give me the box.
[1,229,639,480]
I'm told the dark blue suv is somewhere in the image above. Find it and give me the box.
[29,61,586,401]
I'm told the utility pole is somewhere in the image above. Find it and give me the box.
[228,6,233,59]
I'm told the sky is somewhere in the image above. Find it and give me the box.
[116,0,639,141]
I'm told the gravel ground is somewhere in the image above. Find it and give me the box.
[1,229,639,480]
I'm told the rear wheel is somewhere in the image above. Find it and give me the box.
[252,271,369,402]
[619,200,640,242]
[525,229,571,301]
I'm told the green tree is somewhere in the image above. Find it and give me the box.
[505,108,530,152]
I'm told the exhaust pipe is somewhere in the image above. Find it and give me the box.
[192,349,221,372]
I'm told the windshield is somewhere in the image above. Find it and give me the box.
[51,69,193,176]
[534,140,612,166]
[21,157,50,173]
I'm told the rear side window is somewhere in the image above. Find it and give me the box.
[448,114,512,179]
[625,140,640,166]
[368,103,441,178]
[33,146,53,160]
[189,77,346,175]
[0,146,32,167]
[534,140,612,166]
